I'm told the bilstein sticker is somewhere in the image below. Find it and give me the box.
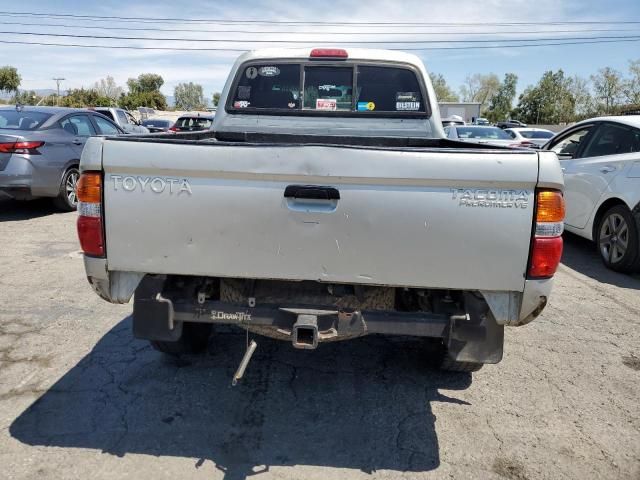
[396,101,420,111]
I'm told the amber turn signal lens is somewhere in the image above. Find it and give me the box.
[77,172,102,203]
[536,190,565,223]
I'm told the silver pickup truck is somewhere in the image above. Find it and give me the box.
[77,48,565,373]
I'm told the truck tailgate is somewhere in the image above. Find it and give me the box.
[102,140,539,292]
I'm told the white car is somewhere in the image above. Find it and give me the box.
[444,125,518,147]
[544,116,640,272]
[505,128,555,148]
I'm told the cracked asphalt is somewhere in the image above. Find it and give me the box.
[0,197,639,480]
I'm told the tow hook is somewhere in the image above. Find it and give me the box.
[292,314,319,349]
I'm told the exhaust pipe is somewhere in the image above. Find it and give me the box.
[292,314,319,349]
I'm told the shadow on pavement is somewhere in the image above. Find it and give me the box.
[561,232,640,289]
[0,198,61,222]
[10,317,472,479]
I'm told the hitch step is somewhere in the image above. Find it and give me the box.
[292,314,319,349]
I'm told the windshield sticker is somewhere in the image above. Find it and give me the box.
[319,84,336,92]
[234,100,250,108]
[316,99,337,110]
[357,101,376,111]
[397,92,418,102]
[287,102,296,109]
[259,66,280,77]
[245,67,258,79]
[396,101,421,111]
[237,86,251,100]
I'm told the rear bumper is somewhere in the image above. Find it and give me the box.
[0,155,35,199]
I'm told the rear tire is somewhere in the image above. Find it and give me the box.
[596,205,640,273]
[150,322,212,355]
[52,167,79,211]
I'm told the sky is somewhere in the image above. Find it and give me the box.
[1,0,640,100]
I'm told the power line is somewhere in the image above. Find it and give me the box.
[0,19,636,36]
[2,30,639,45]
[2,37,640,52]
[0,10,639,26]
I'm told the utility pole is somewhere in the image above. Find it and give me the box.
[52,77,65,106]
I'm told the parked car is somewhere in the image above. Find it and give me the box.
[441,114,465,127]
[77,47,564,374]
[169,114,214,132]
[497,119,527,129]
[473,117,490,125]
[504,128,555,148]
[445,125,521,147]
[543,116,640,272]
[140,119,173,133]
[0,106,124,210]
[93,107,150,134]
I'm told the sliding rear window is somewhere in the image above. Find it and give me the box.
[228,62,427,116]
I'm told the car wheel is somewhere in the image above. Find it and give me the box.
[596,205,640,273]
[150,322,212,355]
[53,167,80,211]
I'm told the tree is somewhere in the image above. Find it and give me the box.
[429,72,459,102]
[485,73,518,122]
[591,67,623,114]
[622,59,640,105]
[60,88,112,108]
[127,73,164,94]
[0,66,21,94]
[512,70,574,124]
[174,82,206,110]
[459,73,500,112]
[94,76,123,103]
[122,73,167,110]
[119,91,167,110]
[568,75,595,120]
[212,92,221,107]
[12,90,42,105]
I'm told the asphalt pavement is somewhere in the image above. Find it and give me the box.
[0,198,638,480]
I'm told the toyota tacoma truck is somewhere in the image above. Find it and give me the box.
[77,48,565,372]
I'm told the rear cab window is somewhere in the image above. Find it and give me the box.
[228,60,428,117]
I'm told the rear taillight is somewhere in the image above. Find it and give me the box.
[76,171,104,257]
[528,189,565,279]
[0,141,45,154]
[168,125,178,132]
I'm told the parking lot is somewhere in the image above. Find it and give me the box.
[0,197,638,480]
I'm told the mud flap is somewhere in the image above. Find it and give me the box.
[446,293,504,364]
[132,275,183,342]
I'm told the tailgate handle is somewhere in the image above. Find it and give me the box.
[284,185,340,201]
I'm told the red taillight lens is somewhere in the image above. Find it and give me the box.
[77,216,104,256]
[310,48,348,58]
[528,237,563,278]
[168,125,178,132]
[528,189,565,279]
[0,141,44,153]
[77,171,104,257]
